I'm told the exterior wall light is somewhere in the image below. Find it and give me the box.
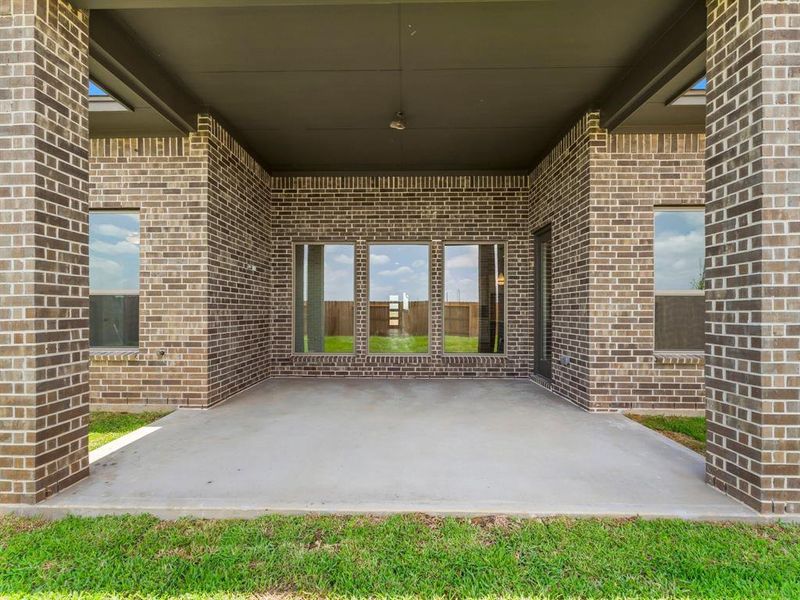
[496,273,506,286]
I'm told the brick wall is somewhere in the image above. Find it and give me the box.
[89,116,272,408]
[0,0,90,503]
[89,114,707,410]
[530,114,706,411]
[529,115,598,408]
[205,117,272,405]
[89,135,210,407]
[590,130,706,411]
[270,176,532,377]
[705,0,800,514]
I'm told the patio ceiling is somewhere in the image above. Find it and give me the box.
[83,0,706,173]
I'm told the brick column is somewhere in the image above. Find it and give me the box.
[0,1,90,503]
[705,0,800,514]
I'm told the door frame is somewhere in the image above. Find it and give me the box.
[534,226,553,379]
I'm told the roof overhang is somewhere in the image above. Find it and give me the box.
[80,0,707,172]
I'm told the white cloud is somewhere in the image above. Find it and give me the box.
[323,267,354,301]
[94,223,136,240]
[330,253,353,265]
[370,253,391,265]
[90,240,140,256]
[445,246,479,270]
[89,257,133,291]
[445,275,478,302]
[655,230,705,290]
[89,256,121,277]
[378,266,413,277]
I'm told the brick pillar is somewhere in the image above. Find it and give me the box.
[705,0,800,514]
[0,1,90,503]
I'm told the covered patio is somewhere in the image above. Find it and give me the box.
[37,380,752,519]
[0,0,797,518]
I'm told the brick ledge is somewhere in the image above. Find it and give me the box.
[90,349,141,361]
[654,351,704,365]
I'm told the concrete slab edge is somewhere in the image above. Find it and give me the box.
[1,503,792,523]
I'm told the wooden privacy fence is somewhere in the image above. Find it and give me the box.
[443,302,480,337]
[322,301,355,336]
[311,301,479,337]
[368,301,430,336]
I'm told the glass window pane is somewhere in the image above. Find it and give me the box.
[89,212,140,293]
[655,295,705,351]
[444,244,505,354]
[294,244,354,353]
[369,244,429,353]
[654,210,705,291]
[89,295,139,347]
[89,212,140,348]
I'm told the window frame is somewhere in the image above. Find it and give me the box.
[442,241,508,356]
[366,241,433,356]
[89,209,141,350]
[290,241,357,356]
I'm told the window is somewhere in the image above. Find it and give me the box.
[293,244,355,353]
[669,75,706,106]
[89,212,140,348]
[88,79,131,112]
[654,208,705,351]
[369,244,429,353]
[443,243,505,354]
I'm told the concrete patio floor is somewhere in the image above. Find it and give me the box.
[32,379,755,519]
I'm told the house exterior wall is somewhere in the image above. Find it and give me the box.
[270,176,533,377]
[705,0,800,514]
[530,114,706,412]
[89,135,211,407]
[89,116,271,408]
[529,115,597,408]
[0,0,90,503]
[88,116,706,410]
[590,129,706,412]
[206,119,272,405]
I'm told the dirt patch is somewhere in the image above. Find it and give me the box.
[471,515,522,531]
[0,515,49,546]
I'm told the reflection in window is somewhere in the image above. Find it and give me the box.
[293,244,355,353]
[669,75,707,106]
[369,244,429,353]
[89,212,140,348]
[654,208,705,351]
[655,209,705,292]
[444,244,505,354]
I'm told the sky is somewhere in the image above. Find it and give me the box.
[89,80,108,97]
[444,244,500,303]
[369,245,429,302]
[89,213,140,292]
[320,245,354,301]
[654,210,705,291]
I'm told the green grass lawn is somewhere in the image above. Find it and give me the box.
[304,336,481,353]
[628,414,707,453]
[444,335,480,353]
[369,335,429,353]
[88,411,170,452]
[0,514,798,599]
